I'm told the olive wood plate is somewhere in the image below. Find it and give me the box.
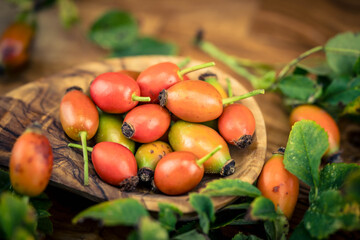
[0,56,266,214]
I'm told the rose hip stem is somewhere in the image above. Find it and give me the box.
[222,89,265,105]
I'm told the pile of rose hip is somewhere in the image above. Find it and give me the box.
[60,61,263,195]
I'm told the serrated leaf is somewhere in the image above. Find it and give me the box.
[232,232,262,240]
[200,179,261,197]
[250,196,277,221]
[283,120,329,188]
[303,189,359,238]
[137,216,168,240]
[0,193,37,239]
[325,32,360,75]
[58,0,78,28]
[173,229,206,240]
[189,193,215,234]
[109,37,178,57]
[309,163,360,201]
[88,10,138,50]
[278,75,318,101]
[158,202,182,231]
[72,198,149,226]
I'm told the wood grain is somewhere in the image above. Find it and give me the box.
[0,56,266,213]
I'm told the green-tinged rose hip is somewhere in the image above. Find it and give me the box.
[135,141,173,182]
[168,121,234,176]
[96,112,135,153]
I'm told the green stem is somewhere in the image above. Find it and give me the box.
[178,61,215,76]
[197,41,259,84]
[222,89,265,105]
[132,93,151,102]
[277,46,360,80]
[196,145,222,167]
[80,131,89,186]
[177,57,191,68]
[226,78,233,98]
[277,46,324,79]
[68,143,93,152]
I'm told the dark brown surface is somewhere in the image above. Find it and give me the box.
[1,0,360,239]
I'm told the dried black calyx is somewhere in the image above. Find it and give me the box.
[138,167,154,183]
[121,122,135,139]
[220,159,235,177]
[273,147,286,155]
[234,135,253,149]
[198,72,218,81]
[65,86,83,93]
[158,89,168,107]
[119,176,139,192]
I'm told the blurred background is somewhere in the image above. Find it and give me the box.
[0,0,359,239]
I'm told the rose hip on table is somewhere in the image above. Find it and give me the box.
[137,61,215,102]
[60,86,99,185]
[154,145,222,195]
[9,123,53,197]
[122,104,171,143]
[257,147,299,219]
[90,72,150,114]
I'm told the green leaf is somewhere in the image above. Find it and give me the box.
[303,189,359,238]
[0,193,37,240]
[189,193,215,234]
[158,202,182,231]
[211,203,250,229]
[250,196,277,221]
[232,232,262,240]
[0,169,11,194]
[278,75,318,102]
[109,37,178,57]
[250,197,289,240]
[325,32,360,75]
[200,179,261,198]
[342,96,360,116]
[264,214,289,240]
[72,198,149,226]
[321,76,360,107]
[309,163,360,202]
[283,120,329,188]
[344,168,360,203]
[354,56,360,75]
[137,216,168,240]
[58,0,79,28]
[173,229,206,240]
[289,221,316,240]
[30,193,52,212]
[88,10,138,50]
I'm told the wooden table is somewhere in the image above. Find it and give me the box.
[1,0,359,239]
